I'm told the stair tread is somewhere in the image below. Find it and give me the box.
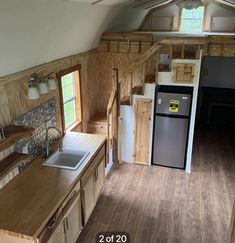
[88,112,107,125]
[132,85,143,95]
[120,96,131,106]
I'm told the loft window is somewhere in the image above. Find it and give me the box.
[180,6,204,32]
[58,65,82,132]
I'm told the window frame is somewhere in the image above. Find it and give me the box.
[57,65,82,133]
[178,4,207,32]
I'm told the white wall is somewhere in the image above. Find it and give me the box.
[151,5,180,31]
[106,7,148,32]
[119,105,135,163]
[0,0,146,77]
[205,4,235,31]
[140,2,235,32]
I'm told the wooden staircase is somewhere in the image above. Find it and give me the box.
[118,38,204,105]
[90,34,235,165]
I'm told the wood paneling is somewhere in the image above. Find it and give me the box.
[133,99,152,165]
[97,52,141,112]
[0,50,99,134]
[0,86,11,126]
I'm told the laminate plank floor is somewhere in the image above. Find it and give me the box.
[77,127,235,243]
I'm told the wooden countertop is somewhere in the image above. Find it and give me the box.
[0,132,106,240]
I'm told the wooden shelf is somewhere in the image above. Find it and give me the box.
[0,152,31,181]
[0,125,34,152]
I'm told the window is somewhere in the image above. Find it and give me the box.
[58,65,82,132]
[180,6,205,32]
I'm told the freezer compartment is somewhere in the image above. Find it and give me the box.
[156,92,191,116]
[153,115,189,168]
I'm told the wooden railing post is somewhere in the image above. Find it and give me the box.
[106,68,119,164]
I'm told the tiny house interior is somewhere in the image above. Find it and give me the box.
[0,0,235,242]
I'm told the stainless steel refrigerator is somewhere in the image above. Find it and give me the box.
[153,90,192,169]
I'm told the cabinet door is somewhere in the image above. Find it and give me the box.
[133,99,152,165]
[47,222,65,243]
[94,158,105,201]
[64,193,82,243]
[83,174,95,224]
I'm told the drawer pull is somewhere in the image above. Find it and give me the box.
[47,218,56,230]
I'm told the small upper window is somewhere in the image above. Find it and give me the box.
[180,6,204,32]
[58,65,82,132]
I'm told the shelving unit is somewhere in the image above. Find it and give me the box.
[0,152,31,181]
[0,125,34,152]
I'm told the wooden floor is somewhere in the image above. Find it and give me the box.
[77,127,235,243]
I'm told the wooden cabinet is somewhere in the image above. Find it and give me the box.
[47,222,64,243]
[83,173,96,224]
[63,193,82,243]
[133,99,152,165]
[45,192,82,243]
[94,158,105,201]
[173,64,195,84]
[81,146,106,224]
[38,183,82,243]
[38,144,106,243]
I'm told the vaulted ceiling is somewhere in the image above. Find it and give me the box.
[64,0,235,8]
[0,0,234,77]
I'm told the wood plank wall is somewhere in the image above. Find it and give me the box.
[0,50,100,133]
[97,52,142,112]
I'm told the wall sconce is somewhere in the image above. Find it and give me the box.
[48,76,57,90]
[27,73,57,100]
[38,79,49,94]
[28,77,40,100]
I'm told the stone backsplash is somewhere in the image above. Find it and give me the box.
[12,98,60,157]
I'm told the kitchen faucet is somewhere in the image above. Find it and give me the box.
[44,126,63,157]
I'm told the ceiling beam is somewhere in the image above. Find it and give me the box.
[133,0,177,9]
[144,0,177,9]
[133,0,155,8]
[91,0,105,5]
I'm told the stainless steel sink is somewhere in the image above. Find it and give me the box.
[43,148,90,170]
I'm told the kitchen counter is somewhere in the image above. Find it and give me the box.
[0,132,106,241]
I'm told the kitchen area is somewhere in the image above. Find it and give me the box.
[0,131,106,243]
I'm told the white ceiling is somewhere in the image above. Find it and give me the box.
[60,0,134,6]
[59,0,235,8]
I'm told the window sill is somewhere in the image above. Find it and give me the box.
[65,121,82,133]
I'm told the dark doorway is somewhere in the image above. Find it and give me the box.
[196,56,235,128]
